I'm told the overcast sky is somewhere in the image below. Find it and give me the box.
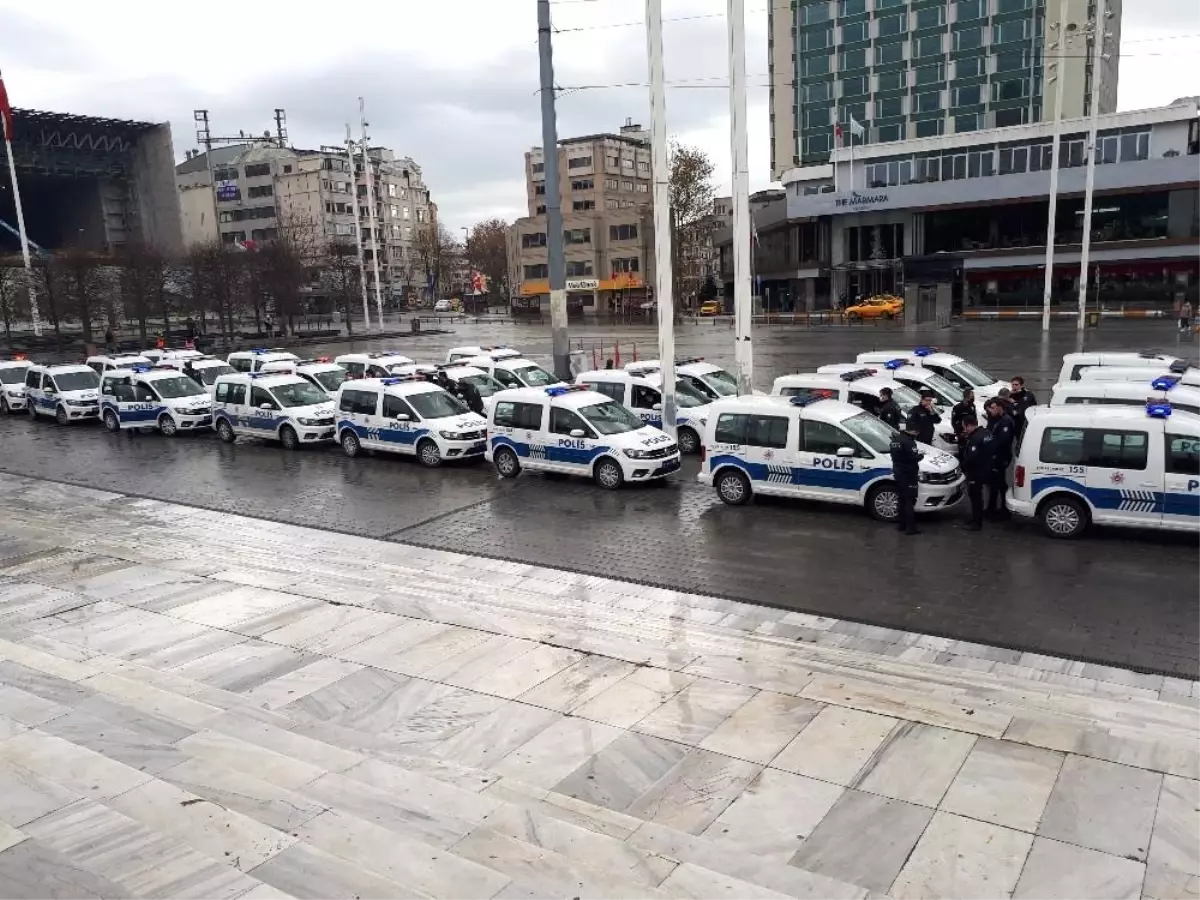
[2,0,1197,232]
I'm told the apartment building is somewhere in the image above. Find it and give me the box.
[769,0,1123,177]
[175,141,434,302]
[508,120,657,313]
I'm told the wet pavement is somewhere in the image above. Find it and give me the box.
[0,319,1196,677]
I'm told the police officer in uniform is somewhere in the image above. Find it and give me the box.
[877,387,903,430]
[889,415,922,535]
[907,390,942,446]
[985,397,1016,519]
[951,387,976,455]
[1008,376,1037,434]
[960,415,991,530]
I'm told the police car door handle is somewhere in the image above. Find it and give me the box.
[1139,481,1157,488]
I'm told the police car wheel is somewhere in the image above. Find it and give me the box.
[158,415,177,437]
[103,409,120,432]
[677,426,700,455]
[1039,495,1088,539]
[279,425,299,451]
[217,419,236,443]
[867,484,901,522]
[340,430,361,457]
[494,447,520,478]
[417,439,442,468]
[593,457,624,490]
[55,406,69,426]
[716,469,751,505]
[27,403,37,420]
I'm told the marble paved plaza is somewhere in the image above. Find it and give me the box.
[0,473,1195,899]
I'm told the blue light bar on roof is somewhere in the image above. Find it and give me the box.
[789,395,823,406]
[913,346,938,357]
[250,348,268,354]
[130,365,151,373]
[546,385,587,397]
[839,369,874,381]
[885,358,906,370]
[1151,375,1181,391]
[1169,360,1192,374]
[1146,400,1173,418]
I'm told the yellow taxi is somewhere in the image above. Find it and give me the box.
[844,294,904,320]
[698,300,722,317]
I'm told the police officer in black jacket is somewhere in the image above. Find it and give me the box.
[985,397,1016,518]
[889,416,922,535]
[877,387,903,430]
[960,415,991,530]
[1008,376,1037,433]
[907,391,942,446]
[951,388,976,455]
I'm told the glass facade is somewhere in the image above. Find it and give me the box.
[792,0,1048,165]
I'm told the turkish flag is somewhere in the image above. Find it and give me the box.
[0,74,13,140]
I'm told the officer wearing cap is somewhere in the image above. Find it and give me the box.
[906,389,942,446]
[889,415,922,535]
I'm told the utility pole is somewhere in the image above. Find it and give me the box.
[727,0,753,393]
[345,124,371,331]
[537,0,571,380]
[1040,0,1069,332]
[2,72,41,336]
[1076,0,1107,333]
[646,0,676,438]
[359,98,385,330]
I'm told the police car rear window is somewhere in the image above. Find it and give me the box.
[1040,427,1148,470]
[583,381,624,402]
[714,413,789,449]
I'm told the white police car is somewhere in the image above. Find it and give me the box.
[430,364,506,414]
[445,345,523,365]
[625,358,745,399]
[85,353,153,376]
[227,348,300,373]
[178,356,236,391]
[24,364,101,424]
[857,347,1007,399]
[771,370,958,454]
[1009,401,1200,538]
[575,368,712,454]
[212,372,335,449]
[333,352,415,379]
[1077,365,1200,388]
[1050,374,1200,416]
[698,395,964,521]
[99,366,212,435]
[260,357,348,397]
[0,356,33,414]
[1058,350,1190,384]
[463,353,562,390]
[819,359,982,418]
[486,385,681,489]
[335,376,487,466]
[144,348,204,368]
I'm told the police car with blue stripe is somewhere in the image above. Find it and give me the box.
[575,368,712,454]
[1008,400,1200,538]
[99,366,212,435]
[698,395,964,521]
[856,347,1008,400]
[335,376,487,467]
[486,385,681,489]
[24,364,101,425]
[0,356,33,414]
[625,358,747,400]
[1050,374,1200,417]
[227,348,300,373]
[212,372,335,449]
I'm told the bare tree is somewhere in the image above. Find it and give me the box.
[322,240,362,335]
[0,265,28,340]
[119,243,171,345]
[261,216,321,334]
[669,142,716,309]
[464,218,510,307]
[31,258,64,344]
[414,222,458,303]
[184,243,245,340]
[56,250,113,343]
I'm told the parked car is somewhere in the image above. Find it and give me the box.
[844,295,904,320]
[433,298,453,313]
[699,300,722,317]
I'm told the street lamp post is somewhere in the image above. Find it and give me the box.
[1040,0,1070,332]
[1076,0,1109,333]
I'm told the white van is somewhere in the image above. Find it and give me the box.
[625,358,744,400]
[1077,366,1200,388]
[333,352,415,379]
[1057,350,1188,384]
[99,366,212,435]
[179,356,236,391]
[0,357,34,414]
[212,372,335,449]
[698,395,963,521]
[575,368,712,454]
[85,354,153,376]
[445,345,523,365]
[227,349,300,373]
[462,354,562,390]
[1009,402,1200,537]
[856,348,1007,399]
[1050,375,1200,417]
[818,360,982,416]
[24,364,101,425]
[259,358,348,396]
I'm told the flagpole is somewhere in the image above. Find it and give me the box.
[345,124,371,331]
[0,78,41,337]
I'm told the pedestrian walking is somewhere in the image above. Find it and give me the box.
[1008,376,1037,433]
[907,390,942,445]
[984,397,1015,519]
[877,387,903,430]
[104,327,114,353]
[889,416,922,535]
[951,387,976,456]
[1180,300,1194,334]
[960,415,991,530]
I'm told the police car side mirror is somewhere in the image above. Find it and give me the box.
[569,428,586,438]
[394,413,411,422]
[836,446,855,458]
[258,402,275,410]
[43,387,56,395]
[652,403,662,411]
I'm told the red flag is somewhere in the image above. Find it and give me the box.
[834,123,843,144]
[0,75,12,140]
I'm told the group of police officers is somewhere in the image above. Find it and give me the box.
[888,377,1038,534]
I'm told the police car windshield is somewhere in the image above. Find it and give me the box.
[460,373,504,397]
[514,364,557,387]
[578,400,644,435]
[53,371,99,391]
[271,381,326,408]
[674,379,710,408]
[886,383,922,410]
[408,390,469,419]
[841,412,894,453]
[0,367,28,384]
[949,360,996,388]
[312,369,347,393]
[922,372,964,404]
[196,364,235,384]
[152,376,206,399]
[702,369,739,397]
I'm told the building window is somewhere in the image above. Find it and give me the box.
[993,78,1030,101]
[611,257,640,273]
[532,162,545,173]
[839,0,865,12]
[638,161,649,172]
[995,107,1029,128]
[1120,131,1150,161]
[416,208,426,223]
[573,200,595,211]
[621,180,634,192]
[571,178,594,190]
[403,206,410,219]
[916,34,943,58]
[534,184,546,196]
[567,155,593,169]
[524,264,548,279]
[876,41,905,64]
[877,123,906,143]
[942,153,968,179]
[877,70,905,92]
[995,51,1029,73]
[877,14,905,37]
[954,84,982,107]
[804,82,832,103]
[247,184,273,199]
[804,133,832,157]
[876,96,904,118]
[967,150,995,177]
[802,27,833,51]
[840,47,867,69]
[996,0,1031,11]
[993,20,1030,43]
[1062,139,1085,167]
[565,228,591,244]
[609,224,638,241]
[803,54,831,77]
[1029,143,1053,171]
[535,205,546,214]
[915,62,944,85]
[842,21,868,42]
[604,178,619,190]
[914,91,942,113]
[841,74,869,97]
[798,1,831,24]
[387,183,396,197]
[213,167,237,181]
[955,113,982,133]
[999,146,1029,174]
[566,261,594,277]
[915,119,945,139]
[876,0,904,8]
[953,28,982,51]
[636,183,649,193]
[244,163,271,177]
[803,107,830,129]
[838,103,866,124]
[282,165,292,174]
[955,56,984,78]
[955,0,985,19]
[605,153,619,169]
[915,5,945,28]
[522,232,547,249]
[605,199,618,210]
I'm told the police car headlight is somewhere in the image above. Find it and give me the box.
[65,399,92,407]
[918,472,930,483]
[296,417,322,426]
[5,390,20,397]
[439,430,464,440]
[623,448,654,459]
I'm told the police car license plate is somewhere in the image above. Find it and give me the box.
[468,441,486,454]
[659,459,681,474]
[319,429,334,439]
